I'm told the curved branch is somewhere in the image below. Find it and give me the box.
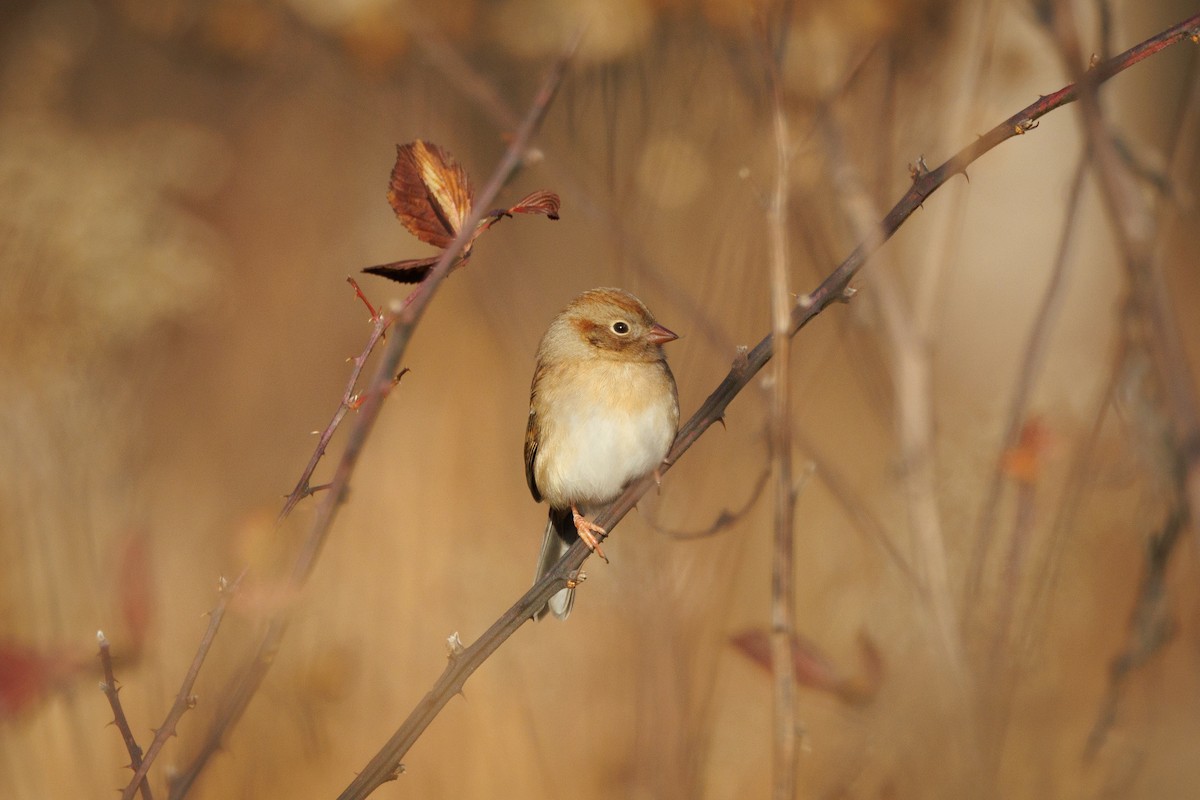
[333,12,1200,799]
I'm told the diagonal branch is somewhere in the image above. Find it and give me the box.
[166,44,577,800]
[333,13,1200,799]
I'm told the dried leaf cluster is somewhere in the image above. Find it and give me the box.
[362,140,560,283]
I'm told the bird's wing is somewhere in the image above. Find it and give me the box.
[524,367,543,503]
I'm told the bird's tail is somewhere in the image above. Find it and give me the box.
[533,509,575,621]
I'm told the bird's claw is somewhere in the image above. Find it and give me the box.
[571,510,609,563]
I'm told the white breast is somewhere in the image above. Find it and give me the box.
[534,360,676,510]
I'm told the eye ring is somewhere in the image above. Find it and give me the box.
[611,321,630,335]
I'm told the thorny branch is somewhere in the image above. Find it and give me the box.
[98,633,153,800]
[278,279,397,522]
[167,44,576,800]
[334,13,1200,799]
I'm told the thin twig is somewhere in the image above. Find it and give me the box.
[1084,502,1184,759]
[793,427,918,589]
[278,279,395,522]
[333,15,1200,800]
[121,573,242,800]
[966,155,1089,600]
[761,15,800,800]
[98,632,153,800]
[645,459,770,540]
[167,43,576,800]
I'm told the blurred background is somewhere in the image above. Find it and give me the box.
[2,0,1199,797]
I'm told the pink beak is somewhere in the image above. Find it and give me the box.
[647,323,679,346]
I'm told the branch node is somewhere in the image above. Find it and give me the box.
[731,345,751,377]
[907,155,930,180]
[445,632,466,660]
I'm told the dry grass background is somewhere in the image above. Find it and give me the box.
[2,0,1200,798]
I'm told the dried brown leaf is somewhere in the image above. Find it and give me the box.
[506,189,561,219]
[361,255,446,284]
[387,141,474,248]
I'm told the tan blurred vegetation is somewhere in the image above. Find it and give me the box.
[2,0,1200,797]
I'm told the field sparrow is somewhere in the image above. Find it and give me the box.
[525,288,680,620]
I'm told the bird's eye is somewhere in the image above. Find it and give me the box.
[612,321,630,335]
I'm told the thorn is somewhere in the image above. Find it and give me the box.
[717,415,727,431]
[311,430,320,436]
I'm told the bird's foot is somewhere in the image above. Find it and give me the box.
[571,507,609,563]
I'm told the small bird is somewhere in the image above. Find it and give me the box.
[525,288,680,620]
